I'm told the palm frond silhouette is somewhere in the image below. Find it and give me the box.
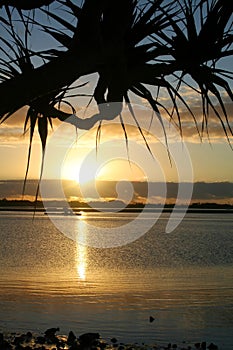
[0,0,232,190]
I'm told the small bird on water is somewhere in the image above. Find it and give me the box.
[149,316,155,323]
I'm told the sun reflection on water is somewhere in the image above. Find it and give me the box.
[75,218,87,281]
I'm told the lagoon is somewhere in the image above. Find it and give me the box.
[0,211,233,349]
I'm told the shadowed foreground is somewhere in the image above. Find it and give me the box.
[0,328,220,350]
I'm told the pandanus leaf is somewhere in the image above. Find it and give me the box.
[57,0,82,18]
[119,113,131,165]
[185,5,198,43]
[43,29,72,48]
[0,0,232,199]
[32,116,49,206]
[40,8,76,32]
[124,92,155,161]
[0,14,10,25]
[22,108,37,196]
[38,115,48,152]
[95,120,102,157]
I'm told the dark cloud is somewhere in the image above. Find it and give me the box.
[0,95,232,143]
[0,126,25,141]
[2,107,28,126]
[0,180,232,204]
[174,105,233,141]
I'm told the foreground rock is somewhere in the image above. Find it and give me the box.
[0,330,220,350]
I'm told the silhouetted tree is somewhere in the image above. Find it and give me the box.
[0,0,232,186]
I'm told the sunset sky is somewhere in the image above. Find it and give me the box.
[0,2,232,201]
[0,72,232,185]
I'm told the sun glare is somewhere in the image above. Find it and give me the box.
[97,159,146,181]
[62,154,147,184]
[62,148,104,185]
[77,160,103,185]
[76,219,87,281]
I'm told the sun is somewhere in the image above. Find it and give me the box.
[77,159,103,185]
[61,150,105,185]
[62,150,146,185]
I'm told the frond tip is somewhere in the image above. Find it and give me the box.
[0,0,231,200]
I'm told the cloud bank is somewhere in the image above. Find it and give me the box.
[0,180,232,204]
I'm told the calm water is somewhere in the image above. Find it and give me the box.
[0,211,233,349]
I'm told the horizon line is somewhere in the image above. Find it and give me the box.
[0,179,233,184]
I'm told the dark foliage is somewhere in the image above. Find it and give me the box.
[0,0,232,189]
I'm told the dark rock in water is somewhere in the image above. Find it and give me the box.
[43,327,60,346]
[14,344,24,350]
[67,330,76,345]
[201,341,207,349]
[79,332,100,346]
[118,346,125,350]
[78,333,101,350]
[13,335,26,345]
[1,340,13,350]
[47,337,60,345]
[0,333,4,344]
[0,336,6,348]
[99,340,108,349]
[0,334,12,350]
[0,330,221,350]
[44,327,60,337]
[149,316,155,323]
[36,336,46,344]
[111,337,118,344]
[58,339,66,348]
[69,343,80,350]
[26,331,32,339]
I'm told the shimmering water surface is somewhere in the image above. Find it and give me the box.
[0,212,233,349]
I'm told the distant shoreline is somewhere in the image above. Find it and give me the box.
[1,198,233,214]
[1,206,233,214]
